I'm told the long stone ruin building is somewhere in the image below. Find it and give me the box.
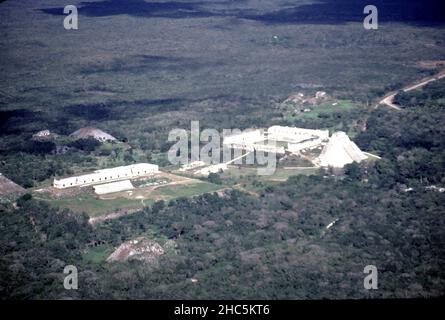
[53,163,159,189]
[267,125,329,143]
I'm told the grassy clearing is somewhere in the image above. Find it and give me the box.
[82,244,115,264]
[263,167,320,181]
[34,192,144,217]
[284,100,359,121]
[151,182,224,199]
[221,165,320,195]
[223,166,318,181]
[33,180,223,217]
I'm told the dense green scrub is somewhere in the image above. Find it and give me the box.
[2,102,445,299]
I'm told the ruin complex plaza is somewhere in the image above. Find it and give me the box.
[51,125,374,193]
[221,125,370,169]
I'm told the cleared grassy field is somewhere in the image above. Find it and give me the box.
[34,192,146,217]
[263,167,320,181]
[151,181,224,199]
[33,180,224,217]
[284,100,359,121]
[82,244,115,264]
[223,165,319,181]
[220,165,320,195]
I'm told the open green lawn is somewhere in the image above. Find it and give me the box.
[152,182,224,199]
[82,244,115,264]
[221,165,320,194]
[285,100,359,121]
[34,192,145,217]
[33,181,224,217]
[262,167,320,180]
[222,166,319,181]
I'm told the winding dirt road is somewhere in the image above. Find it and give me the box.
[378,69,445,111]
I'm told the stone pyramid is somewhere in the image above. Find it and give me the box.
[318,132,367,168]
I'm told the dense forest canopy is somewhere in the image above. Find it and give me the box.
[1,94,445,298]
[394,78,445,109]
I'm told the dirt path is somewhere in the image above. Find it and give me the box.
[379,92,402,111]
[378,69,445,111]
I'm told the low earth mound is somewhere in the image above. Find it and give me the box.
[107,237,176,265]
[70,127,116,142]
[0,173,25,198]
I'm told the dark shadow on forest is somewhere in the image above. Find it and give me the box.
[63,98,184,121]
[79,54,216,75]
[245,0,445,25]
[41,0,221,19]
[40,0,445,25]
[0,109,43,136]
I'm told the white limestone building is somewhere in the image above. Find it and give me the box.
[288,137,325,153]
[223,129,263,146]
[223,126,329,153]
[223,129,264,152]
[267,126,329,143]
[53,163,159,189]
[253,143,285,154]
[179,161,206,172]
[93,180,134,195]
